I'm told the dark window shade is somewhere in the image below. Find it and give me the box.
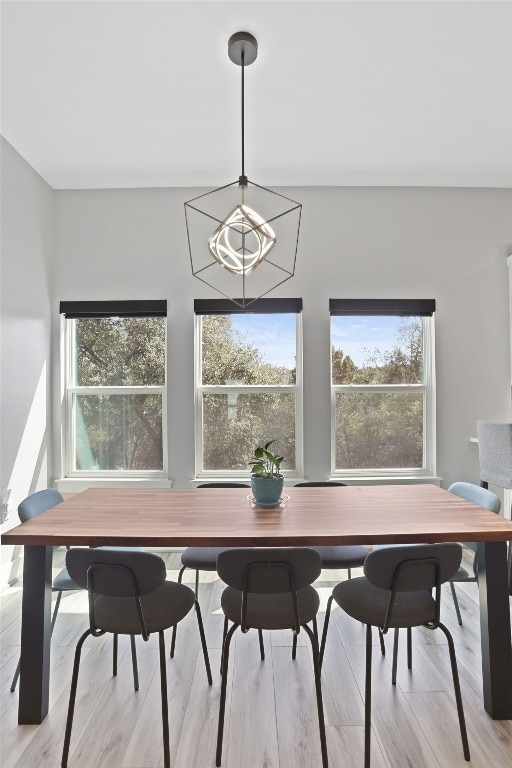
[329,299,435,317]
[194,298,302,315]
[60,300,167,319]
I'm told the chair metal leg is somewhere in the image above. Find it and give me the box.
[312,616,318,644]
[61,629,91,768]
[170,624,177,659]
[12,589,64,693]
[113,633,118,676]
[392,628,399,685]
[130,635,139,691]
[292,632,297,660]
[407,627,412,670]
[220,617,228,675]
[50,591,63,633]
[319,594,334,669]
[364,625,373,768]
[348,567,352,580]
[9,656,21,693]
[449,581,463,626]
[194,601,212,685]
[437,622,470,761]
[216,623,238,766]
[258,629,265,661]
[378,627,386,657]
[170,566,188,657]
[195,569,200,598]
[303,623,329,768]
[158,631,171,768]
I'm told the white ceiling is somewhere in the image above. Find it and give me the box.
[2,1,512,189]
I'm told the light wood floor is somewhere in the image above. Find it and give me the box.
[1,551,511,768]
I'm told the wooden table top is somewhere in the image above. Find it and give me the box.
[3,484,512,548]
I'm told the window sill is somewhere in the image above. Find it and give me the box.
[330,476,442,486]
[55,477,173,493]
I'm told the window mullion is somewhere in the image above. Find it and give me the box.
[332,384,426,394]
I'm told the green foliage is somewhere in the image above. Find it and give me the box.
[201,315,295,471]
[248,441,285,479]
[73,312,424,475]
[76,317,165,386]
[332,319,424,469]
[73,317,165,471]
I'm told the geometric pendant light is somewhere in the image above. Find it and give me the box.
[185,32,302,309]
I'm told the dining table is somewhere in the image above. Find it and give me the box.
[2,483,512,725]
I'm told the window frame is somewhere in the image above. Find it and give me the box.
[194,308,303,480]
[62,314,168,479]
[330,313,436,479]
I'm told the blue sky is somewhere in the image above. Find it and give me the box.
[231,314,296,369]
[331,316,406,366]
[231,314,408,369]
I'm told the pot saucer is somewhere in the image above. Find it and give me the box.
[248,494,289,510]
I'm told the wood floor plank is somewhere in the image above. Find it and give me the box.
[122,620,208,767]
[225,664,279,768]
[319,622,365,726]
[403,689,512,768]
[173,649,233,768]
[273,645,326,768]
[326,724,390,768]
[343,641,442,768]
[66,644,160,768]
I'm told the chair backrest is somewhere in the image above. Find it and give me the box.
[66,548,166,597]
[447,481,501,555]
[448,481,501,513]
[476,421,512,489]
[217,547,321,593]
[364,543,462,592]
[197,482,250,488]
[294,481,346,487]
[18,488,64,522]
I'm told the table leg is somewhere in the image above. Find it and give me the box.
[477,541,512,718]
[18,545,52,724]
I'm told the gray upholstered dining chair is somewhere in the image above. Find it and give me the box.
[319,544,470,768]
[447,481,501,625]
[215,547,328,768]
[372,480,500,666]
[10,489,142,693]
[170,482,252,658]
[61,548,212,768]
[477,420,512,591]
[477,420,512,491]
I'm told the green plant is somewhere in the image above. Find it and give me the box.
[248,440,285,479]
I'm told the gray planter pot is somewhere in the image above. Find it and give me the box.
[251,474,284,506]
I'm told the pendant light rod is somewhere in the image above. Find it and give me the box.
[241,50,245,184]
[228,32,258,188]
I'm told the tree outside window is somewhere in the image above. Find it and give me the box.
[66,316,166,473]
[331,315,433,473]
[197,312,301,475]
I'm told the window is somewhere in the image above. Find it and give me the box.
[195,299,302,478]
[330,299,435,477]
[61,301,167,476]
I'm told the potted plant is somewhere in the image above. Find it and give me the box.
[249,440,285,506]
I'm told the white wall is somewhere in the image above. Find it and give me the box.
[52,186,512,490]
[0,138,54,582]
